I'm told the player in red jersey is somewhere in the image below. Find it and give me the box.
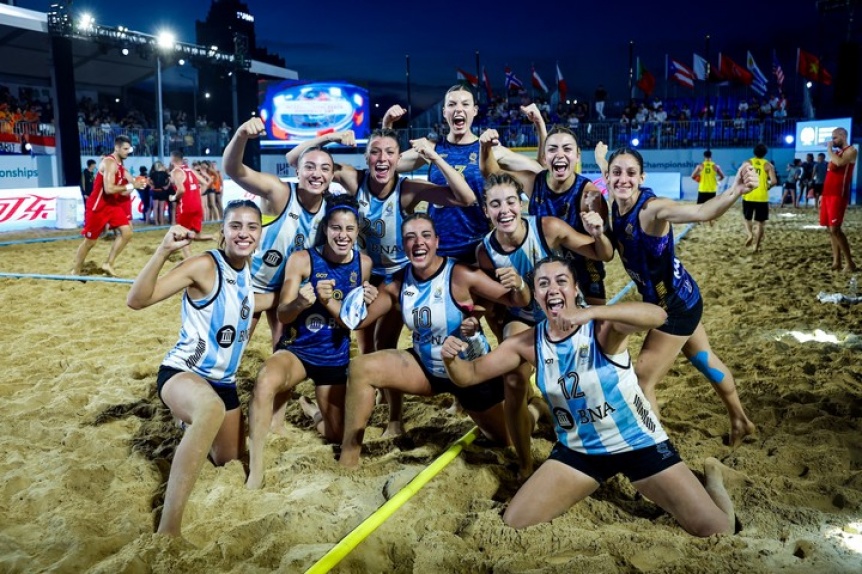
[72,135,145,276]
[169,150,212,259]
[820,128,857,272]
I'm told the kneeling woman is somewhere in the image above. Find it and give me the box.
[127,199,262,537]
[246,195,375,489]
[441,256,736,537]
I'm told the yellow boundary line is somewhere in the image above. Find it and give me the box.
[303,426,480,574]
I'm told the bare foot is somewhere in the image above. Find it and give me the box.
[729,417,757,448]
[381,421,404,439]
[70,267,83,276]
[245,473,264,490]
[298,395,322,429]
[844,264,858,273]
[339,448,360,469]
[832,261,842,270]
[445,399,464,416]
[743,235,753,248]
[100,263,117,277]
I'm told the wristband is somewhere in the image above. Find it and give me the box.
[126,183,134,192]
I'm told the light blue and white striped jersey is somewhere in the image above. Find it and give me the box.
[250,183,325,293]
[355,173,408,276]
[163,250,254,386]
[400,258,488,378]
[534,319,667,454]
[482,215,556,323]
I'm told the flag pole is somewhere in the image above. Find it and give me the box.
[405,54,412,140]
[628,41,635,100]
[705,35,712,151]
[664,54,669,100]
[475,50,482,105]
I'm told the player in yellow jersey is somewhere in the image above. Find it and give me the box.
[739,143,777,253]
[691,150,726,203]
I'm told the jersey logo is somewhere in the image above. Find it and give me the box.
[433,286,443,300]
[553,407,575,430]
[404,290,415,296]
[216,326,237,348]
[305,313,330,333]
[263,250,284,268]
[289,212,300,220]
[315,273,329,278]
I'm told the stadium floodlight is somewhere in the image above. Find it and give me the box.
[806,81,813,89]
[785,135,795,145]
[178,59,185,66]
[631,137,640,147]
[121,48,129,56]
[204,92,210,99]
[80,14,94,31]
[157,31,175,51]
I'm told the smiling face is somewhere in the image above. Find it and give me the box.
[533,259,578,320]
[402,216,439,272]
[298,149,334,195]
[606,152,646,204]
[442,88,477,138]
[366,135,400,186]
[484,183,523,234]
[544,132,579,183]
[221,205,262,260]
[324,210,359,259]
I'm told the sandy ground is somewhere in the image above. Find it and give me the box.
[1,205,861,573]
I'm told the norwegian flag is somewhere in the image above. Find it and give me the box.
[504,66,523,91]
[531,65,548,93]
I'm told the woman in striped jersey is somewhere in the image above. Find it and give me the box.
[441,256,736,536]
[127,200,262,537]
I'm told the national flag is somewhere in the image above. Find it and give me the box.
[555,62,567,102]
[456,67,479,88]
[719,53,753,86]
[746,51,769,95]
[0,132,21,155]
[797,48,832,85]
[26,134,56,155]
[636,58,655,96]
[667,56,694,89]
[531,65,548,93]
[482,66,494,100]
[504,66,523,92]
[772,51,785,89]
[693,53,725,82]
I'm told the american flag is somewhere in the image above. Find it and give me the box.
[772,51,785,89]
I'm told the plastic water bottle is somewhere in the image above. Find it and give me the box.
[849,276,858,299]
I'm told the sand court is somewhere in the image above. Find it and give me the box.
[1,208,861,573]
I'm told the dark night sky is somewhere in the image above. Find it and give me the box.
[24,0,848,113]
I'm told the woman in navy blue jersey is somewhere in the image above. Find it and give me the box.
[245,195,376,489]
[604,147,757,447]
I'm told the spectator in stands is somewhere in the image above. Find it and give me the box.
[81,159,96,201]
